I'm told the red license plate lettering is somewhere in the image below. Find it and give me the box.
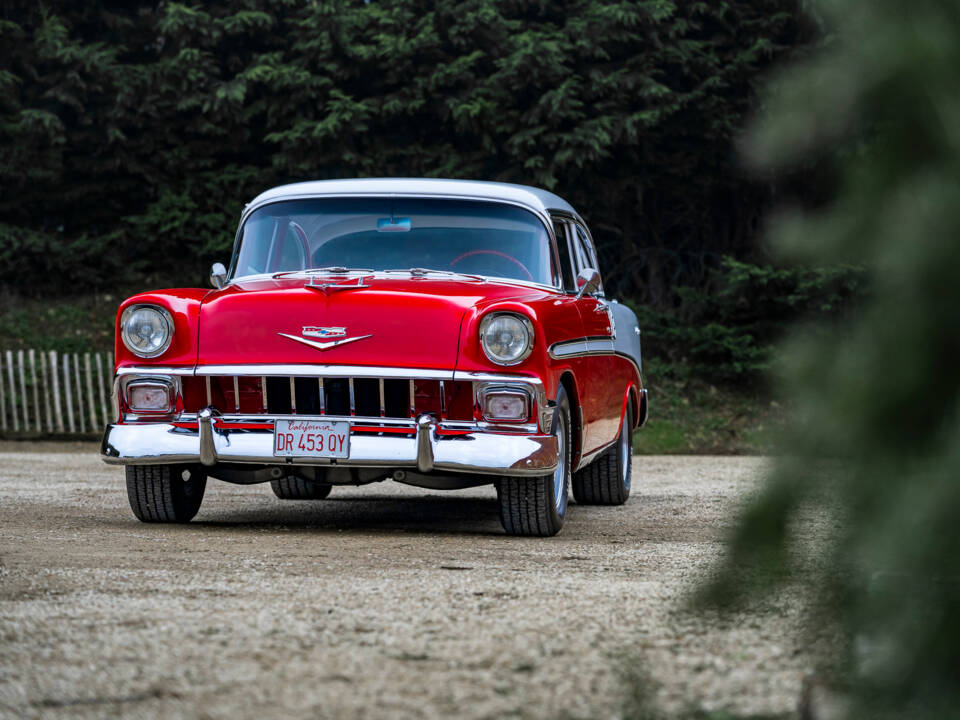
[274,420,349,459]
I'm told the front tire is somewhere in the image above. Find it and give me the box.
[270,476,333,500]
[125,464,206,523]
[572,397,633,505]
[497,385,572,537]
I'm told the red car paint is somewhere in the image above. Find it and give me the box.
[114,273,641,465]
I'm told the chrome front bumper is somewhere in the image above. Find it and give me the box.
[101,414,558,477]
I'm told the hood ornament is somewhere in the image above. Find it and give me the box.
[278,327,372,351]
[305,275,370,294]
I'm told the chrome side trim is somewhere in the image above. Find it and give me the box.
[548,337,616,360]
[576,438,618,470]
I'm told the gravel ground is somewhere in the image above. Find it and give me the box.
[0,445,814,719]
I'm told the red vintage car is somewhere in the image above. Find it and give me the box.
[101,179,647,536]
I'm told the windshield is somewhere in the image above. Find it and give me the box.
[230,198,555,285]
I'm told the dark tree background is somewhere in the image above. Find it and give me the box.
[1,0,850,379]
[0,1,810,290]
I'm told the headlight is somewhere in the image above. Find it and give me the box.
[120,305,174,358]
[479,313,534,365]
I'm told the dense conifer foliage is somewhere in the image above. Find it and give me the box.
[0,1,808,303]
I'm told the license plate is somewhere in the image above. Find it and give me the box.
[274,419,350,458]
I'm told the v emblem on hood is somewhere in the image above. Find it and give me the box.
[277,332,373,351]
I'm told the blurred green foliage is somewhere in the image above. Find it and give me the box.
[704,0,960,716]
[0,0,812,310]
[633,258,864,381]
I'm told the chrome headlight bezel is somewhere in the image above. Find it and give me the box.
[120,304,174,359]
[479,312,535,366]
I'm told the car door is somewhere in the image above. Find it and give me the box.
[569,222,622,453]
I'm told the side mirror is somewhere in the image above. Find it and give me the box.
[575,268,601,299]
[209,262,227,289]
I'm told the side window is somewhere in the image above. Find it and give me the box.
[574,224,603,295]
[552,217,577,292]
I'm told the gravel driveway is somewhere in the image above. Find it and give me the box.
[0,445,811,719]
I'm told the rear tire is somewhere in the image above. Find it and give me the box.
[270,476,333,500]
[572,398,633,505]
[125,465,206,523]
[497,385,572,537]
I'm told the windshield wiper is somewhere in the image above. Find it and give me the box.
[382,268,485,281]
[273,267,373,278]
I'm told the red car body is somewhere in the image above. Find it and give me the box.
[102,179,647,536]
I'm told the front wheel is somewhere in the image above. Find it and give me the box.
[125,464,206,522]
[572,397,633,505]
[497,385,572,537]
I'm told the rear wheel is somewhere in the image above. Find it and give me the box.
[572,398,633,505]
[125,464,206,522]
[497,385,571,537]
[270,476,333,500]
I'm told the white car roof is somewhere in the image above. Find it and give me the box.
[242,178,582,224]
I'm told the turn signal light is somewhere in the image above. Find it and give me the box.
[481,391,529,422]
[127,383,174,412]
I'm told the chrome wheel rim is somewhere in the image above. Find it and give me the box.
[553,413,567,514]
[621,418,631,491]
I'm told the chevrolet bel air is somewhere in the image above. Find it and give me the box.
[101,179,648,536]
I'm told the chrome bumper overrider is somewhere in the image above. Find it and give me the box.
[101,414,559,477]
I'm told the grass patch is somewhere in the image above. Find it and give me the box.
[635,360,784,455]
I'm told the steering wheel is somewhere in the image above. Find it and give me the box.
[449,249,534,282]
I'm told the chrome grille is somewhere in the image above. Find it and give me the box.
[187,375,471,421]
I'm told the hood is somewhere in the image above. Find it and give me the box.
[197,275,549,370]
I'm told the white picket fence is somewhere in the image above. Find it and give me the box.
[0,350,114,435]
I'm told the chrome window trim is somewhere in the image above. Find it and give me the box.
[226,270,563,296]
[549,211,605,298]
[228,193,565,292]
